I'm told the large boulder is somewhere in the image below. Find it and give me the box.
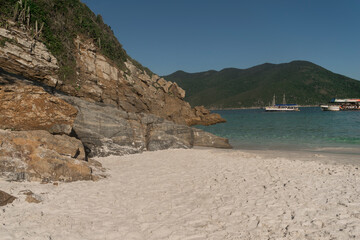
[0,70,77,134]
[146,120,194,151]
[192,128,232,149]
[60,95,232,157]
[60,95,146,157]
[189,106,227,126]
[0,130,97,182]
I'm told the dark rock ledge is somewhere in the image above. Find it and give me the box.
[59,94,232,158]
[0,70,231,182]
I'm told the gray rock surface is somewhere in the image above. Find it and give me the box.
[48,124,73,135]
[147,122,193,151]
[192,128,232,149]
[59,95,232,157]
[60,96,146,157]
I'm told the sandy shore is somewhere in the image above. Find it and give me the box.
[1,148,360,239]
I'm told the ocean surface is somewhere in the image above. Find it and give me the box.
[196,107,360,156]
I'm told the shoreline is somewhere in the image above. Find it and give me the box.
[1,147,360,239]
[223,146,360,166]
[224,141,360,164]
[209,105,320,110]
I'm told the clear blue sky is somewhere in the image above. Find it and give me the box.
[82,0,360,80]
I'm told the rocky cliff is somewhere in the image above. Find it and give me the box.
[0,70,105,182]
[59,94,231,158]
[0,25,225,126]
[0,71,77,133]
[0,26,59,87]
[0,3,230,183]
[0,49,231,183]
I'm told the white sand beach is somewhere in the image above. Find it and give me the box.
[1,148,360,240]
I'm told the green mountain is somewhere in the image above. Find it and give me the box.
[164,61,360,108]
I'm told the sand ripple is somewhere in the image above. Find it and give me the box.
[1,148,360,239]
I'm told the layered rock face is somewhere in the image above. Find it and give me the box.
[0,72,102,182]
[0,26,59,87]
[0,71,230,160]
[67,36,225,125]
[60,95,231,157]
[0,24,231,182]
[0,26,225,126]
[0,71,230,182]
[0,70,77,134]
[191,106,227,126]
[0,129,95,182]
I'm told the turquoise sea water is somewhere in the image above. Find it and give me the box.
[196,107,360,155]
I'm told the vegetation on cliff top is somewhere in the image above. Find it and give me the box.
[164,61,360,108]
[0,0,152,82]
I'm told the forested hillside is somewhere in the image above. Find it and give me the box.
[165,61,360,108]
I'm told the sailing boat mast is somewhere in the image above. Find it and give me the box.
[283,94,286,105]
[265,93,299,111]
[272,94,276,106]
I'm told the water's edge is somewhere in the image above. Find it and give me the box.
[196,107,360,159]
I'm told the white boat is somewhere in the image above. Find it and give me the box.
[265,105,300,111]
[265,94,299,112]
[320,105,340,111]
[320,98,360,111]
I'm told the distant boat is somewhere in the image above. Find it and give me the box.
[320,105,340,111]
[265,94,300,112]
[321,98,360,111]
